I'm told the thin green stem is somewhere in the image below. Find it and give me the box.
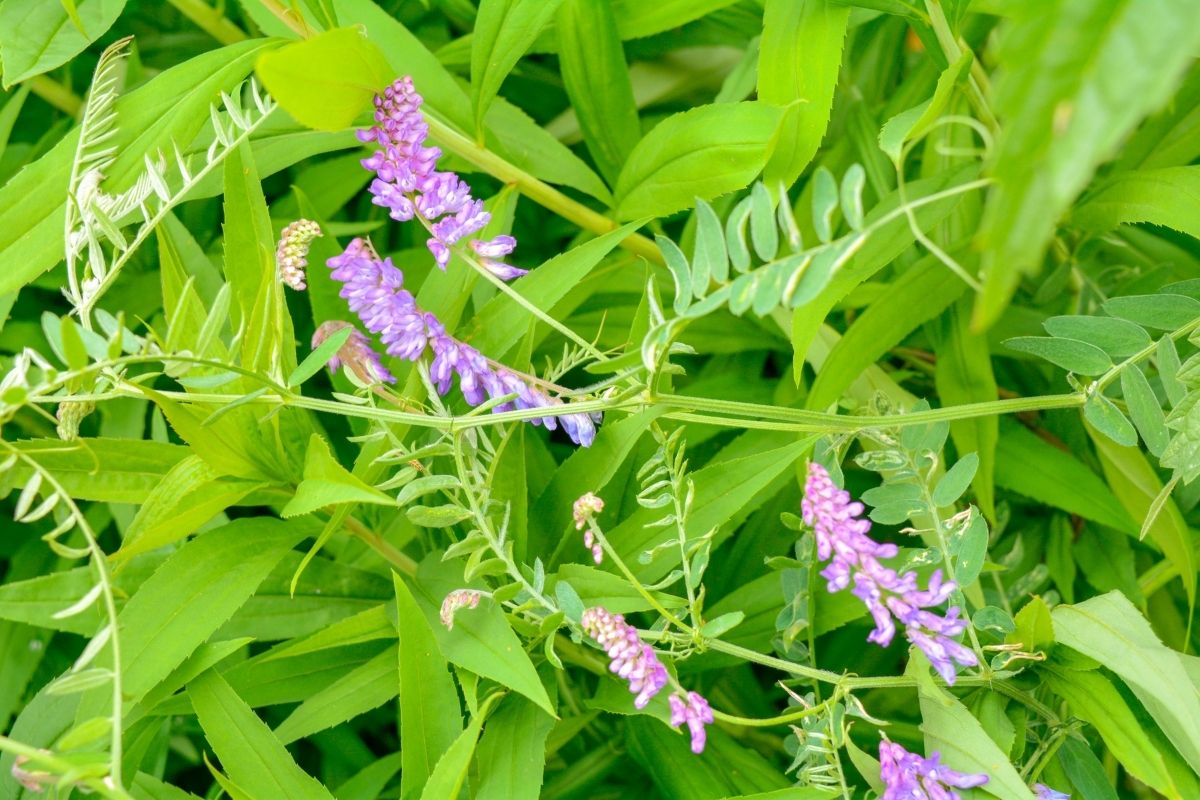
[924,0,998,131]
[3,446,125,790]
[712,696,838,728]
[165,0,248,44]
[587,518,692,633]
[28,75,83,116]
[0,736,132,799]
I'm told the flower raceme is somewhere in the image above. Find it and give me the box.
[358,75,526,280]
[580,606,714,754]
[879,740,989,800]
[326,238,599,445]
[276,218,322,291]
[311,320,395,385]
[802,462,978,684]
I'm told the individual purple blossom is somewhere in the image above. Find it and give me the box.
[669,691,714,754]
[1034,784,1070,800]
[879,740,989,800]
[276,219,322,290]
[802,462,978,684]
[312,320,395,384]
[581,606,668,709]
[358,76,521,278]
[573,492,605,563]
[327,237,599,446]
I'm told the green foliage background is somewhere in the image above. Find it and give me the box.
[0,0,1199,798]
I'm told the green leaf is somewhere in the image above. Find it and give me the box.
[0,0,126,86]
[1057,737,1120,800]
[393,574,463,795]
[811,167,838,243]
[116,518,313,706]
[407,505,472,527]
[807,255,967,410]
[840,163,866,231]
[1043,666,1178,797]
[1083,393,1137,447]
[288,324,353,388]
[1102,293,1200,330]
[994,418,1137,535]
[912,654,1037,800]
[692,199,728,293]
[750,183,779,262]
[878,51,973,165]
[256,27,391,130]
[419,703,492,800]
[934,452,979,507]
[1042,315,1152,358]
[1053,591,1200,775]
[1075,165,1200,241]
[470,0,564,134]
[1086,425,1195,604]
[1003,336,1112,375]
[190,670,335,800]
[613,102,783,220]
[476,693,555,800]
[1121,366,1169,457]
[274,645,398,743]
[282,435,394,518]
[413,557,555,715]
[555,0,641,184]
[5,438,189,503]
[117,455,264,560]
[974,0,1200,328]
[757,0,849,187]
[657,235,693,314]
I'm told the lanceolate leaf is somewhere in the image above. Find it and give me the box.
[470,0,565,134]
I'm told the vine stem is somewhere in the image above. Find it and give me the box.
[585,518,692,634]
[165,0,248,44]
[3,445,126,791]
[0,735,132,800]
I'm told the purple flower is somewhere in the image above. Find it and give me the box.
[803,462,978,684]
[358,76,526,279]
[1034,784,1070,800]
[581,606,668,709]
[879,740,989,800]
[312,320,395,384]
[326,238,598,446]
[669,691,714,754]
[276,219,322,290]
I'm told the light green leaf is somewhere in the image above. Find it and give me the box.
[256,27,391,130]
[1043,666,1178,797]
[1003,336,1112,375]
[288,324,353,388]
[191,669,335,800]
[912,654,1037,800]
[1053,591,1200,776]
[394,574,463,797]
[476,693,555,800]
[0,0,126,87]
[419,703,491,800]
[470,0,564,133]
[5,438,189,503]
[975,0,1200,328]
[274,645,398,743]
[1103,293,1200,330]
[757,0,849,187]
[878,51,973,165]
[613,102,783,220]
[1075,165,1200,241]
[1043,315,1152,358]
[934,452,979,507]
[555,0,641,184]
[282,435,394,518]
[1121,366,1169,457]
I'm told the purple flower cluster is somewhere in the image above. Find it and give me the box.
[312,320,395,385]
[327,238,599,445]
[358,76,526,280]
[879,740,988,800]
[581,606,668,710]
[581,606,715,754]
[802,462,978,684]
[670,691,714,754]
[1034,784,1070,800]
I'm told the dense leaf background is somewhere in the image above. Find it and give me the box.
[0,1,1199,798]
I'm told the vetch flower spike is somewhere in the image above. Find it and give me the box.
[879,740,988,800]
[1034,784,1070,800]
[312,320,395,385]
[581,606,668,709]
[276,218,322,290]
[358,76,523,277]
[439,589,481,629]
[802,462,977,684]
[327,238,599,445]
[669,691,714,754]
[574,492,605,563]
